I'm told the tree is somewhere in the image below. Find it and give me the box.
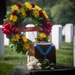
[51,0,75,25]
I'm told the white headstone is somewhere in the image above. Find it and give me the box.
[73,36,75,67]
[62,26,66,36]
[0,25,4,60]
[26,24,37,42]
[51,25,62,49]
[4,34,9,45]
[65,23,73,43]
[73,26,75,36]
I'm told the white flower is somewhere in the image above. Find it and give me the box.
[36,66,41,70]
[30,61,37,66]
[27,56,42,70]
[27,66,34,70]
[27,62,32,66]
[36,63,41,67]
[35,59,38,63]
[29,56,36,61]
[7,11,10,14]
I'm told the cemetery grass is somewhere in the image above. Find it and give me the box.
[56,41,73,67]
[0,41,73,75]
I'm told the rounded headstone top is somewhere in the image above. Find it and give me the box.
[65,23,73,26]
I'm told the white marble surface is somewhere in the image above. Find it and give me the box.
[0,25,4,59]
[65,23,73,43]
[51,25,62,49]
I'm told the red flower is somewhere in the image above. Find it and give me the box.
[17,4,22,8]
[12,11,17,15]
[2,28,11,36]
[42,27,51,35]
[3,22,7,26]
[3,22,12,30]
[11,28,18,34]
[16,20,19,24]
[19,37,23,42]
[2,22,18,36]
[46,22,52,29]
[36,38,40,41]
[31,3,35,8]
[40,11,44,16]
[42,18,47,23]
[26,10,31,15]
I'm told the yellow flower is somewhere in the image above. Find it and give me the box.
[25,2,32,10]
[23,43,30,50]
[47,35,50,41]
[22,36,28,42]
[43,11,48,19]
[39,33,46,38]
[11,5,19,10]
[21,8,26,16]
[33,10,39,18]
[10,15,17,22]
[12,34,20,41]
[35,5,42,11]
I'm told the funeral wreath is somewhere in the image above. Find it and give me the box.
[2,2,52,54]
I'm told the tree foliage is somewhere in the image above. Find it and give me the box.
[6,0,75,25]
[51,0,75,25]
[6,0,58,7]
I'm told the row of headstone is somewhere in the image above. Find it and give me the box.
[1,24,75,67]
[25,24,63,50]
[3,23,74,48]
[24,23,74,50]
[0,23,74,60]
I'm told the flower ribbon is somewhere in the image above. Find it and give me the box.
[35,43,53,56]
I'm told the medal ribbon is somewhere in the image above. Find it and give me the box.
[35,43,53,56]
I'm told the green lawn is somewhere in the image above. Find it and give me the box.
[56,41,73,67]
[0,41,73,75]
